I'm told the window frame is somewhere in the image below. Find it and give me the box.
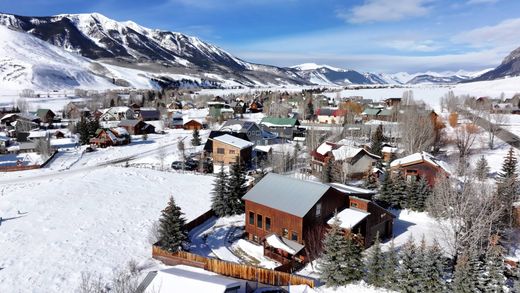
[249,212,255,225]
[257,214,263,229]
[316,202,322,218]
[217,148,225,154]
[265,217,271,231]
[291,231,298,242]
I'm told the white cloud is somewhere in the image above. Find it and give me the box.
[452,18,520,51]
[384,39,441,52]
[467,0,499,4]
[339,0,432,24]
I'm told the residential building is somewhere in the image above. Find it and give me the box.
[138,108,161,121]
[36,109,56,124]
[390,152,449,186]
[259,117,303,140]
[89,128,130,148]
[212,134,253,167]
[220,120,277,145]
[99,107,135,122]
[118,120,155,135]
[315,108,346,124]
[183,119,203,131]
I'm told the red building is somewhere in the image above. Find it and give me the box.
[390,152,449,187]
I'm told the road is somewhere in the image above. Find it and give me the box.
[457,108,520,149]
[0,138,184,185]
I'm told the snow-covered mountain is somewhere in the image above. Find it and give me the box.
[472,46,520,81]
[291,63,378,85]
[0,25,119,90]
[0,12,310,88]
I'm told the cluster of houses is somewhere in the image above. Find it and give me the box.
[472,95,520,114]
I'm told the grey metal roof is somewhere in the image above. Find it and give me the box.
[242,173,331,217]
[118,119,141,127]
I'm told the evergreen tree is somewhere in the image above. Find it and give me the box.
[405,177,419,210]
[481,242,506,292]
[211,163,230,217]
[423,240,445,293]
[453,249,481,293]
[227,159,246,215]
[342,233,363,283]
[157,196,188,253]
[319,216,352,287]
[392,171,408,209]
[411,176,430,212]
[383,239,400,290]
[306,98,315,121]
[475,156,490,181]
[415,237,429,293]
[378,168,394,206]
[191,129,201,146]
[398,236,419,292]
[365,232,385,287]
[370,124,384,157]
[496,147,519,228]
[363,171,378,190]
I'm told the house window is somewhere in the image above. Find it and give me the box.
[229,149,236,154]
[291,231,298,241]
[265,217,271,231]
[351,202,358,208]
[217,148,225,154]
[257,214,263,229]
[249,212,255,225]
[316,202,322,218]
[282,228,289,238]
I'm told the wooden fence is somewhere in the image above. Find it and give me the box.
[184,209,215,231]
[152,246,315,288]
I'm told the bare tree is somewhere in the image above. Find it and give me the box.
[16,98,29,113]
[454,123,479,158]
[399,108,435,155]
[482,111,509,149]
[35,136,52,160]
[427,176,503,258]
[19,89,35,98]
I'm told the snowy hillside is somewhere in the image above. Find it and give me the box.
[0,25,116,90]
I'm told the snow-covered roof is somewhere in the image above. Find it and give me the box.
[28,131,48,139]
[331,145,363,161]
[316,142,334,155]
[111,127,129,137]
[390,151,448,172]
[143,265,244,293]
[265,234,304,255]
[382,146,399,153]
[213,134,253,149]
[254,145,272,153]
[328,208,370,229]
[329,183,375,195]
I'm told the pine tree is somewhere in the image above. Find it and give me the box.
[405,177,418,210]
[343,233,363,283]
[378,168,394,206]
[371,124,384,157]
[481,242,506,292]
[322,161,333,183]
[411,176,430,212]
[363,171,378,190]
[398,236,419,292]
[383,239,400,290]
[423,240,445,293]
[191,129,201,146]
[475,156,490,181]
[415,237,429,293]
[157,196,188,253]
[211,163,230,217]
[496,147,519,228]
[319,216,352,287]
[453,249,481,293]
[365,232,385,287]
[392,171,408,209]
[227,159,246,215]
[306,98,315,121]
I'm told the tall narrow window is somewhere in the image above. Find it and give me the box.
[316,202,322,218]
[249,212,255,225]
[265,217,271,231]
[291,231,298,241]
[257,214,263,229]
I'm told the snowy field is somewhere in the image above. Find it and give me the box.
[0,167,214,292]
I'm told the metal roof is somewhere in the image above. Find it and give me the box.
[242,173,331,218]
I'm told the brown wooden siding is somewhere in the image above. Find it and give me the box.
[245,200,304,245]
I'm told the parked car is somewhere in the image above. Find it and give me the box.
[171,160,197,171]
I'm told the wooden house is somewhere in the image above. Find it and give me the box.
[212,134,253,167]
[249,100,263,113]
[384,98,402,108]
[327,184,394,248]
[170,112,184,129]
[243,173,346,263]
[311,141,380,180]
[183,119,203,131]
[315,108,347,124]
[243,174,394,263]
[203,131,250,155]
[89,128,130,148]
[99,107,135,122]
[220,120,276,145]
[36,109,56,124]
[390,152,449,187]
[118,120,155,135]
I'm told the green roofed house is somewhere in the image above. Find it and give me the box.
[377,109,395,121]
[259,117,302,140]
[361,108,381,122]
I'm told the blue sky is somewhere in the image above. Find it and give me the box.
[1,0,520,72]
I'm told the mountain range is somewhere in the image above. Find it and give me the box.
[0,12,516,90]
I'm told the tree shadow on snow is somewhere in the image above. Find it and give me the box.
[386,209,416,241]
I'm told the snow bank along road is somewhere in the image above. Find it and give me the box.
[0,138,184,185]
